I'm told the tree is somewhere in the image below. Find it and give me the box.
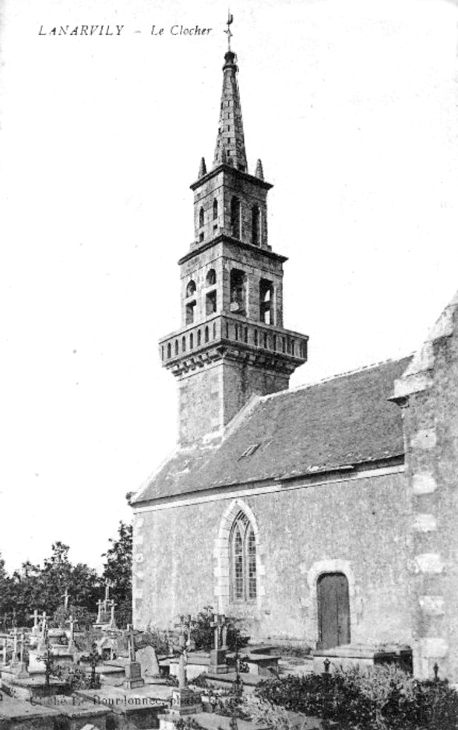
[10,560,42,626]
[101,521,133,626]
[0,552,14,629]
[191,606,250,653]
[39,542,73,613]
[6,544,101,626]
[0,524,133,629]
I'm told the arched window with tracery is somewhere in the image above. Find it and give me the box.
[230,511,257,602]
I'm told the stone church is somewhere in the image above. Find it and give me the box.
[130,44,458,684]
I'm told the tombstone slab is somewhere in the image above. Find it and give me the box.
[170,686,202,716]
[209,648,228,674]
[137,645,160,679]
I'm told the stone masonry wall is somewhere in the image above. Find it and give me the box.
[193,169,269,250]
[178,361,223,444]
[221,361,289,426]
[133,470,412,648]
[180,240,284,328]
[178,359,289,445]
[394,291,458,682]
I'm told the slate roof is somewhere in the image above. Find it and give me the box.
[132,356,411,505]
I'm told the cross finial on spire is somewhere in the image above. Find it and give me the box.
[225,10,234,51]
[213,12,247,171]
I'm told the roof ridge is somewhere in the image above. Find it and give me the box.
[259,353,413,403]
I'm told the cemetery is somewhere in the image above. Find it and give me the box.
[1,586,457,730]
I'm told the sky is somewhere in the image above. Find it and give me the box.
[1,0,458,573]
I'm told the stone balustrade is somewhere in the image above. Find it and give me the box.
[159,314,308,364]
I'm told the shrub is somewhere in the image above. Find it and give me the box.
[191,605,250,653]
[274,643,312,658]
[140,625,170,655]
[414,679,458,730]
[189,672,208,688]
[243,695,299,730]
[54,662,100,691]
[256,665,458,730]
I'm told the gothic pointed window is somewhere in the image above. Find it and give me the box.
[230,511,257,602]
[206,269,216,286]
[213,199,218,220]
[230,197,241,239]
[252,205,260,246]
[199,207,204,228]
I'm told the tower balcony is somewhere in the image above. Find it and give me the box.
[159,314,308,376]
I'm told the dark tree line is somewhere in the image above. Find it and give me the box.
[0,521,132,629]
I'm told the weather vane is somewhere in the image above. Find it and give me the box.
[224,10,234,51]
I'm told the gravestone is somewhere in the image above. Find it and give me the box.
[136,645,160,679]
[169,616,201,717]
[94,582,117,630]
[13,632,29,678]
[123,625,145,689]
[30,609,40,636]
[1,639,7,665]
[209,613,229,674]
[37,612,48,652]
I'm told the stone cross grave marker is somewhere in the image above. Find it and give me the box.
[124,624,145,689]
[170,615,202,717]
[30,609,39,630]
[104,581,112,604]
[177,614,194,689]
[127,624,134,662]
[38,612,48,651]
[15,632,29,678]
[210,613,228,673]
[11,628,18,665]
[62,588,70,610]
[96,599,104,625]
[19,633,25,663]
[109,601,116,628]
[68,615,75,649]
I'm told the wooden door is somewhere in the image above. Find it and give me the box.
[317,573,350,649]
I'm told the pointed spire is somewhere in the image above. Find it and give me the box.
[198,157,207,178]
[255,159,264,180]
[213,45,248,173]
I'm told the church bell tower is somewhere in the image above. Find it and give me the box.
[159,37,308,446]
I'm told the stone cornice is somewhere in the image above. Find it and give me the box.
[178,233,287,265]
